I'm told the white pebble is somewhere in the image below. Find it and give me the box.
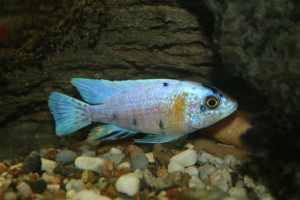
[116,173,140,196]
[168,161,185,173]
[3,191,17,200]
[47,184,60,192]
[41,158,57,173]
[184,143,194,149]
[189,175,205,188]
[170,149,197,167]
[133,169,143,179]
[117,162,131,170]
[66,179,85,192]
[184,166,199,176]
[17,182,32,199]
[41,172,56,183]
[73,190,111,200]
[75,156,105,173]
[197,151,224,166]
[145,152,155,163]
[110,147,122,154]
[66,189,77,199]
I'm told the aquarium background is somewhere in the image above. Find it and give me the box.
[0,0,299,199]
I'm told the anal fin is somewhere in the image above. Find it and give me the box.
[88,125,137,141]
[134,134,184,143]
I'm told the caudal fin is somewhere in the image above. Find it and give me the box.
[48,92,92,136]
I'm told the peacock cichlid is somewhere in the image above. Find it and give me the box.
[48,78,238,143]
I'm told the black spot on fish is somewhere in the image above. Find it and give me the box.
[159,119,164,130]
[112,113,118,120]
[163,82,168,87]
[133,117,137,126]
[200,105,206,112]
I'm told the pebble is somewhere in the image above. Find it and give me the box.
[0,162,6,174]
[128,145,149,170]
[229,187,249,199]
[17,182,33,199]
[168,161,185,173]
[170,149,197,167]
[115,173,140,196]
[197,151,224,167]
[55,150,77,164]
[145,152,155,163]
[184,143,194,149]
[210,168,232,192]
[110,147,122,154]
[47,184,60,192]
[3,191,17,200]
[198,164,217,184]
[65,179,85,192]
[143,169,173,190]
[73,190,111,200]
[102,153,125,165]
[117,162,131,170]
[27,179,47,193]
[22,151,41,174]
[41,158,57,173]
[188,175,205,188]
[74,156,105,173]
[184,166,199,177]
[81,151,96,157]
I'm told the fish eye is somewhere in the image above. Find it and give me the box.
[205,96,220,109]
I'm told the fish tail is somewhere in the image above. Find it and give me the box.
[48,92,92,136]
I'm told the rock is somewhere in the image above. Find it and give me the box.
[145,152,155,163]
[128,145,149,170]
[170,149,197,167]
[133,169,143,179]
[204,110,252,148]
[168,161,185,173]
[47,184,60,192]
[117,162,131,170]
[81,151,96,157]
[66,189,77,199]
[184,143,194,149]
[115,173,140,196]
[3,191,17,200]
[27,179,47,193]
[17,182,33,199]
[73,190,111,200]
[188,175,205,188]
[54,164,78,176]
[102,153,125,165]
[41,158,57,173]
[41,172,56,183]
[110,147,122,154]
[143,169,173,190]
[180,187,229,200]
[82,170,96,183]
[194,139,249,160]
[184,166,199,177]
[0,162,6,174]
[197,151,224,167]
[210,168,232,192]
[198,164,217,184]
[229,187,249,199]
[65,179,85,192]
[74,156,105,173]
[22,151,42,174]
[55,150,77,164]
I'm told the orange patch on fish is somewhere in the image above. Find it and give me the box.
[170,92,188,125]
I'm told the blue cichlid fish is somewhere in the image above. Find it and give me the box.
[48,78,238,143]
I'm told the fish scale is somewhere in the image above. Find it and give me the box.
[48,78,238,143]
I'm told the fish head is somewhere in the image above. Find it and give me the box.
[192,84,238,129]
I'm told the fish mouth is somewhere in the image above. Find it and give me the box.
[229,102,238,115]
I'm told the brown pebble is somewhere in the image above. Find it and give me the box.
[44,149,58,160]
[85,182,94,190]
[0,162,7,174]
[102,184,117,198]
[54,189,65,198]
[52,177,62,185]
[102,162,115,177]
[28,173,39,181]
[156,168,168,177]
[165,188,185,198]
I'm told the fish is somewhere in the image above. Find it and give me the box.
[48,78,238,143]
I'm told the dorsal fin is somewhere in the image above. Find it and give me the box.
[71,78,177,104]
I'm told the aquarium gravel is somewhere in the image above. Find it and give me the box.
[0,140,274,200]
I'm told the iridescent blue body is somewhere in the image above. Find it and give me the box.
[48,78,238,143]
